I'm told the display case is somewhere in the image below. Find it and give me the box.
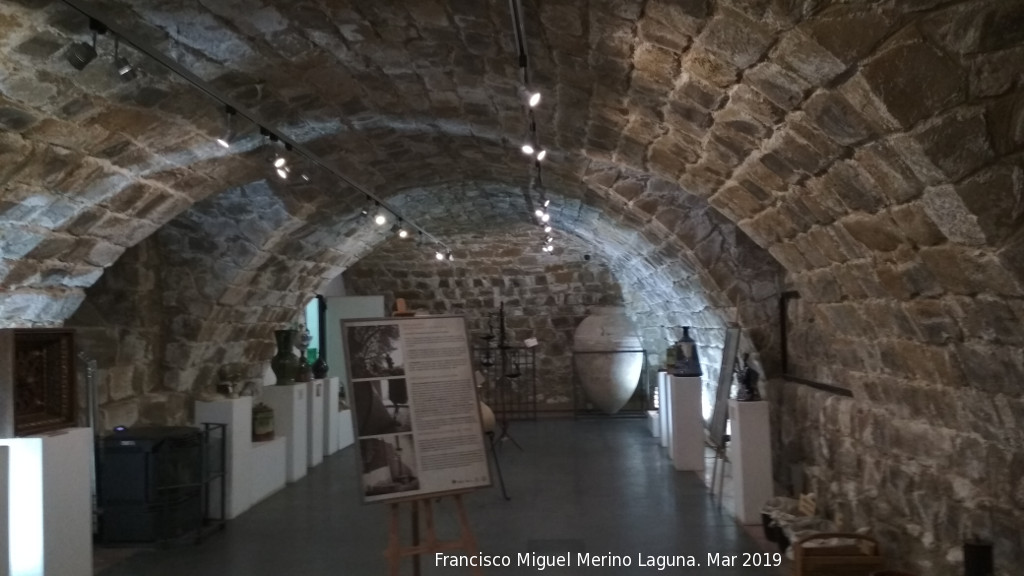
[96,424,225,544]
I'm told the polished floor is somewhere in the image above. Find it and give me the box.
[97,419,781,575]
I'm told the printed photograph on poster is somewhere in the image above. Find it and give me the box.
[353,378,412,436]
[360,435,419,497]
[347,323,404,379]
[343,315,492,504]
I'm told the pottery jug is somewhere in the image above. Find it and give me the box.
[270,329,300,385]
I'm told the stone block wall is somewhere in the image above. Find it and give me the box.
[343,228,627,410]
[66,236,186,431]
[770,376,1024,575]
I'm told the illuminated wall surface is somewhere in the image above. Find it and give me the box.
[0,430,92,576]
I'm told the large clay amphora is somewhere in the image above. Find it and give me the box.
[572,307,644,414]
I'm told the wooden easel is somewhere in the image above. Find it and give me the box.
[386,491,481,576]
[708,440,729,505]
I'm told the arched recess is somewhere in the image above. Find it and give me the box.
[64,159,783,427]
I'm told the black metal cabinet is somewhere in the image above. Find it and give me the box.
[96,424,226,544]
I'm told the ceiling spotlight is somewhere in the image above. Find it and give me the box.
[216,106,236,148]
[521,143,535,155]
[534,208,544,218]
[536,149,547,161]
[276,166,290,179]
[543,245,554,253]
[113,37,136,82]
[398,228,409,239]
[540,212,550,223]
[519,86,541,108]
[273,156,287,169]
[67,20,104,71]
[66,37,97,71]
[373,204,387,226]
[546,236,553,244]
[446,251,454,261]
[301,173,310,182]
[543,199,550,207]
[435,250,445,261]
[543,225,552,233]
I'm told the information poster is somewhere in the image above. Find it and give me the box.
[342,315,491,503]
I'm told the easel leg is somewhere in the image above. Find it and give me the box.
[453,495,483,576]
[412,501,421,576]
[388,503,401,576]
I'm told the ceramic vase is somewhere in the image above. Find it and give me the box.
[271,329,299,385]
[572,306,644,414]
[252,403,275,441]
[295,326,313,382]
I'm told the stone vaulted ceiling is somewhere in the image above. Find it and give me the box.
[2,0,1024,386]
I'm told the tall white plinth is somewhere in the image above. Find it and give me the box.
[664,372,673,455]
[0,428,92,576]
[306,380,324,468]
[250,437,286,504]
[323,378,341,456]
[729,400,773,524]
[195,396,253,519]
[0,445,7,576]
[669,376,704,472]
[263,384,308,482]
[658,372,669,448]
[338,409,354,450]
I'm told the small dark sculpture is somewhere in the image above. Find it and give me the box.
[735,353,761,401]
[672,326,703,377]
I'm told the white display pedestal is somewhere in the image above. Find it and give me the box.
[263,384,308,483]
[658,372,669,448]
[250,437,287,504]
[338,409,354,450]
[322,378,341,456]
[669,376,704,472]
[729,400,773,524]
[0,428,92,576]
[647,410,660,437]
[306,380,324,468]
[195,396,252,519]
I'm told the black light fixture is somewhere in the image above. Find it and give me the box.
[66,19,105,70]
[373,203,387,226]
[215,105,236,149]
[113,37,136,81]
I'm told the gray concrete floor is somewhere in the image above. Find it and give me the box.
[96,418,783,575]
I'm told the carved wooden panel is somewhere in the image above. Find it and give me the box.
[0,329,77,437]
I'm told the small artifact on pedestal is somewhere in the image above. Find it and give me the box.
[735,353,761,401]
[216,363,242,398]
[270,329,299,385]
[673,326,703,377]
[252,402,275,441]
[295,325,313,383]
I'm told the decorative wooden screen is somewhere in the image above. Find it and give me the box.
[0,329,77,437]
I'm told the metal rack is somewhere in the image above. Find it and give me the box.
[97,423,226,546]
[473,345,537,421]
